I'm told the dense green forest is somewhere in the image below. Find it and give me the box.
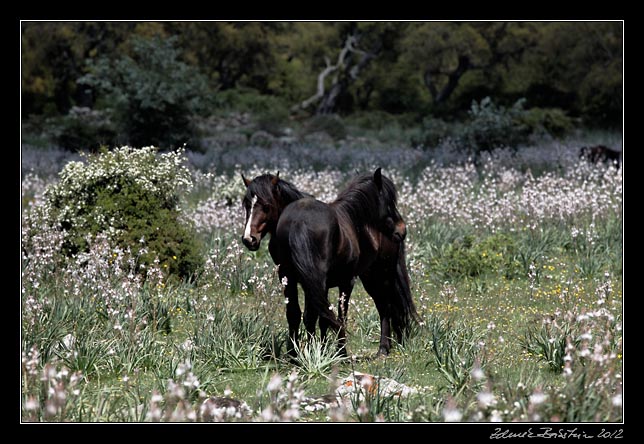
[21,21,622,150]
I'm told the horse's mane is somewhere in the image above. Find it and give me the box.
[277,177,311,203]
[247,174,309,206]
[333,172,398,226]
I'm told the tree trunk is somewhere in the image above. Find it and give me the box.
[317,79,346,114]
[293,32,381,115]
[435,55,471,103]
[423,70,438,101]
[425,55,471,105]
[356,81,375,109]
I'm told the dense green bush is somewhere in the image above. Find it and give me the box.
[411,117,454,148]
[460,97,531,152]
[412,99,534,151]
[31,146,202,280]
[253,106,291,137]
[431,233,521,281]
[519,107,575,138]
[412,98,576,153]
[344,110,410,130]
[213,87,288,115]
[78,36,212,149]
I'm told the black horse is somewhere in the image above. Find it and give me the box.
[579,145,622,166]
[241,170,420,357]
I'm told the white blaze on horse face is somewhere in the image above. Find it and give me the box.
[244,195,258,241]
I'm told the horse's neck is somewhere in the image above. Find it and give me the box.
[332,196,374,229]
[277,182,306,206]
[273,197,297,229]
[267,187,304,235]
[332,206,380,259]
[361,225,382,254]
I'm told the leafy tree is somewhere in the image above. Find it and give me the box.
[22,22,89,117]
[530,22,622,127]
[399,22,540,112]
[173,22,282,92]
[79,35,213,148]
[21,21,622,131]
[22,22,136,117]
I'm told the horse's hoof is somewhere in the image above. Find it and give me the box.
[377,347,390,357]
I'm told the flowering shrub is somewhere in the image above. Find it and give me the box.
[24,146,202,279]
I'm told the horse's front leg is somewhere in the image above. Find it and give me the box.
[361,274,392,356]
[378,311,392,356]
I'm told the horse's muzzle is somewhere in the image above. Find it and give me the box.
[392,221,406,243]
[242,235,260,251]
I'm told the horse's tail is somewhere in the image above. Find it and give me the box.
[390,242,422,340]
[287,224,342,330]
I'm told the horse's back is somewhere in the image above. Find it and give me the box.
[275,198,336,269]
[277,197,335,237]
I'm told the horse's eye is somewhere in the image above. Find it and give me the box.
[262,204,271,213]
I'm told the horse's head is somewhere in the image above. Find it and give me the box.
[241,173,281,251]
[373,168,406,243]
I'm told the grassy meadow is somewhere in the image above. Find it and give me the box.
[20,136,623,424]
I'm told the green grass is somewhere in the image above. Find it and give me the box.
[21,148,622,423]
[20,224,623,421]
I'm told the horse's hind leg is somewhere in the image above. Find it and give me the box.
[303,305,318,340]
[334,282,353,356]
[283,273,301,359]
[303,282,344,350]
[337,282,353,330]
[303,284,328,339]
[319,283,352,340]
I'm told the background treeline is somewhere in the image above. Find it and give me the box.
[21,21,622,150]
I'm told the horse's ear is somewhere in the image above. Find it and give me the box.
[271,171,280,186]
[241,173,251,188]
[373,167,383,190]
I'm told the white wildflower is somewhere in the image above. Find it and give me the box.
[529,391,548,405]
[443,406,463,422]
[477,391,496,408]
[267,374,282,393]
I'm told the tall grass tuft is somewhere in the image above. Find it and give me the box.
[426,315,487,396]
[291,333,349,379]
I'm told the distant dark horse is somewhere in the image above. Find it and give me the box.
[579,145,622,166]
[241,170,420,357]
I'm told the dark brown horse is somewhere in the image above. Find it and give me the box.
[241,170,420,357]
[579,145,622,166]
